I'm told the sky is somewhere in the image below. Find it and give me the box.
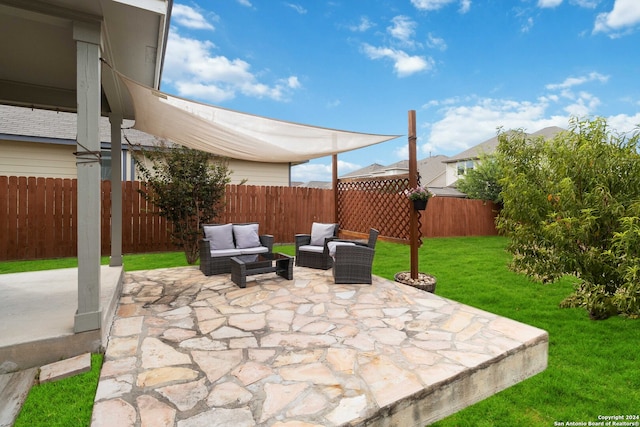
[159,0,640,183]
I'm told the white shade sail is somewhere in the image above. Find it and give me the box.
[118,73,401,163]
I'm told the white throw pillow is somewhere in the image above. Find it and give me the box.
[233,224,261,249]
[310,222,335,246]
[204,224,235,250]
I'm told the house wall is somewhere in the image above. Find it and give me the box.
[445,163,459,186]
[0,139,77,178]
[227,159,290,186]
[0,139,291,185]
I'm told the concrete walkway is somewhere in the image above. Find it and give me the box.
[92,266,548,426]
[0,266,123,373]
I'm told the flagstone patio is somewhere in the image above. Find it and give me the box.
[91,266,548,426]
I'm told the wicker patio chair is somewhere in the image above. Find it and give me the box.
[330,228,379,284]
[294,222,339,270]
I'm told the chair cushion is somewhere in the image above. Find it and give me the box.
[204,224,235,250]
[327,241,356,258]
[209,248,242,257]
[310,222,335,246]
[233,223,261,249]
[299,244,324,253]
[239,246,269,255]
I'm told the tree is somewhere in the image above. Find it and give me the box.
[496,117,640,319]
[455,153,503,205]
[134,142,231,264]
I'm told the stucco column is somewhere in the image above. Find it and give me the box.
[109,114,123,267]
[74,21,102,333]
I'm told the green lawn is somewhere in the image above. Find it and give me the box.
[6,236,639,426]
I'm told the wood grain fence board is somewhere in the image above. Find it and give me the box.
[0,177,8,259]
[17,177,29,259]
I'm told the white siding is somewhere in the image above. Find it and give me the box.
[227,159,290,186]
[0,139,77,178]
[0,139,292,185]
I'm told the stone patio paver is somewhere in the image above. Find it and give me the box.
[92,266,548,426]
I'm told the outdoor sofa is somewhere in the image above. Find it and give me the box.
[199,222,274,276]
[295,222,339,270]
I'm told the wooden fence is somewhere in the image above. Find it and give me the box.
[0,176,497,261]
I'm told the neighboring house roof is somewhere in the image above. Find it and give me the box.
[0,105,156,147]
[418,155,448,186]
[339,155,449,187]
[297,181,332,189]
[340,163,387,179]
[444,126,565,163]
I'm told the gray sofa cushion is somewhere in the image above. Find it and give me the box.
[298,244,324,253]
[204,224,235,250]
[209,248,242,257]
[239,246,269,255]
[233,224,261,249]
[310,222,335,246]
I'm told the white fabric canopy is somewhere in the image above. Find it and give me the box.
[119,73,400,163]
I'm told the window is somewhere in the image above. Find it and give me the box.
[101,150,112,180]
[456,160,475,176]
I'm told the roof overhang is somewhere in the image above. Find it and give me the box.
[0,0,171,119]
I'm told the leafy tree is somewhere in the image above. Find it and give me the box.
[134,142,231,264]
[496,117,640,319]
[455,153,503,205]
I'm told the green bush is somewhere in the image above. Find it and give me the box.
[496,117,640,319]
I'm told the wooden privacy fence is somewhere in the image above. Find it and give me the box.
[0,175,497,261]
[0,177,334,261]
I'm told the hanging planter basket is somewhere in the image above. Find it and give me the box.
[394,271,437,293]
[412,199,428,211]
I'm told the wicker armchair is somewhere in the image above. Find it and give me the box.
[295,222,339,270]
[199,223,274,276]
[331,228,379,284]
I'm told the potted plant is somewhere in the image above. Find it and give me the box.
[406,185,434,210]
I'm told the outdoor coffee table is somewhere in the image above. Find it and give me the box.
[230,252,293,288]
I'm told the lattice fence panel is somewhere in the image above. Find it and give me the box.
[337,175,412,242]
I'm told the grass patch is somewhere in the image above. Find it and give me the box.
[14,354,103,427]
[5,237,639,426]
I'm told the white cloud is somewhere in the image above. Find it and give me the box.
[362,44,434,77]
[172,4,214,30]
[291,159,362,182]
[236,0,252,6]
[388,16,417,44]
[420,97,567,155]
[286,3,308,14]
[349,16,374,32]
[545,72,609,90]
[571,0,598,8]
[426,33,447,50]
[459,0,471,13]
[162,31,300,103]
[521,17,534,32]
[411,0,470,13]
[593,0,640,36]
[607,113,640,134]
[419,76,639,157]
[538,0,563,8]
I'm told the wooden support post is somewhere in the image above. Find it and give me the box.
[408,110,419,279]
[333,154,338,224]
